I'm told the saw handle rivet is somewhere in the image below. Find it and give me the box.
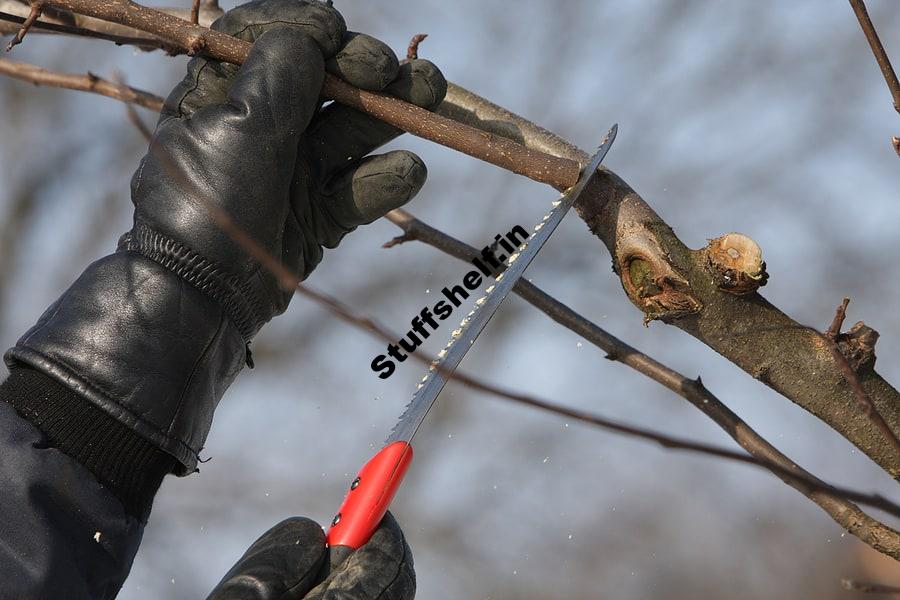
[350,477,361,490]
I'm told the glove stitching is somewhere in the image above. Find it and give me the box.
[119,220,266,341]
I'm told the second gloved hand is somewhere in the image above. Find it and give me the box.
[206,513,414,600]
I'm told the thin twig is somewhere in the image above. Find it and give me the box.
[0,57,164,110]
[5,1,42,51]
[406,33,427,60]
[827,297,851,339]
[849,0,900,113]
[843,579,900,594]
[189,0,199,25]
[0,10,173,50]
[112,72,154,139]
[823,298,900,456]
[294,282,900,519]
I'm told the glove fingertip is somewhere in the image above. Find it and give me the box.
[385,59,448,110]
[350,150,427,223]
[326,31,401,91]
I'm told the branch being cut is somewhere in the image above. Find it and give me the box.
[16,0,580,189]
[439,82,900,480]
[384,208,900,560]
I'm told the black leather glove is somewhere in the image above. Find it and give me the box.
[3,0,445,496]
[207,513,414,600]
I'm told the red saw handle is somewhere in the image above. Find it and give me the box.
[326,441,414,569]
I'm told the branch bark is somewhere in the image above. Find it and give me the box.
[0,56,163,110]
[440,82,900,480]
[0,1,223,41]
[849,0,900,114]
[385,208,900,560]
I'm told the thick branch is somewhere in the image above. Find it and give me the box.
[440,82,900,480]
[385,208,900,559]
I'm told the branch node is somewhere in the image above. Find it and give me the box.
[751,364,771,384]
[186,32,207,56]
[382,232,415,249]
[837,321,880,372]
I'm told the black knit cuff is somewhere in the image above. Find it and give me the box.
[0,365,176,520]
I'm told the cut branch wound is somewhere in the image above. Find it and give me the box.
[704,233,768,295]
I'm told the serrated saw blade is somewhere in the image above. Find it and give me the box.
[385,125,618,445]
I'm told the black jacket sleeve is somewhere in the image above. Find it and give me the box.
[0,366,174,599]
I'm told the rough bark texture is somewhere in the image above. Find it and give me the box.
[442,83,900,480]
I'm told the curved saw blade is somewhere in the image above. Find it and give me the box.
[385,124,618,446]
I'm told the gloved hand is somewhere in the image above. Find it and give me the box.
[206,513,414,600]
[4,0,446,506]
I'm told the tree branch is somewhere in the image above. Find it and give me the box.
[849,0,900,114]
[0,1,222,44]
[0,56,163,110]
[384,208,900,559]
[843,579,900,594]
[293,281,900,523]
[20,0,581,189]
[439,81,900,480]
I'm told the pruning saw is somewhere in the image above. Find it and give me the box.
[326,124,618,568]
